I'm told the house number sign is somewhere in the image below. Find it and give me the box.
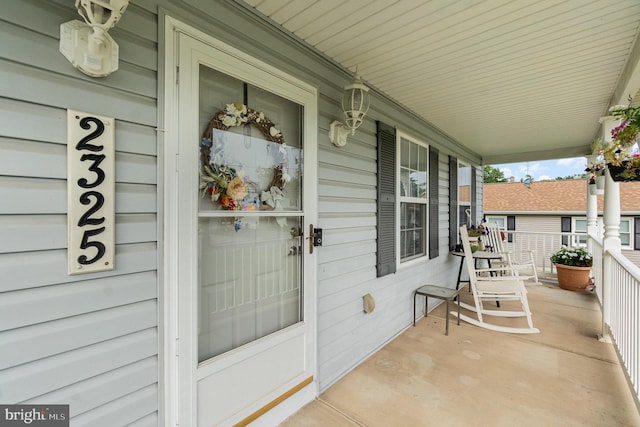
[67,109,115,275]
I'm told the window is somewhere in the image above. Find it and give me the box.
[572,218,588,246]
[571,217,632,249]
[621,218,633,249]
[398,133,428,263]
[458,163,472,228]
[486,216,506,230]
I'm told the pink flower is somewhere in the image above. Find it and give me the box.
[226,177,248,201]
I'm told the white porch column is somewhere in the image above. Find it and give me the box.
[601,168,621,342]
[585,154,600,242]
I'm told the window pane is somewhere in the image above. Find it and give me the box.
[410,171,427,198]
[621,220,631,246]
[575,219,587,233]
[418,145,427,172]
[198,216,302,361]
[621,233,630,246]
[488,217,505,229]
[410,141,419,170]
[197,65,304,362]
[401,137,410,168]
[400,169,410,197]
[400,202,425,260]
[458,164,471,205]
[620,221,630,233]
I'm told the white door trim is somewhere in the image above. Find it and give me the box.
[162,16,318,426]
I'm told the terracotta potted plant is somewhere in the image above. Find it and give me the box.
[550,246,593,291]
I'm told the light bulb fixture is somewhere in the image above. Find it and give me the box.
[329,69,371,147]
[60,0,129,78]
[522,174,534,188]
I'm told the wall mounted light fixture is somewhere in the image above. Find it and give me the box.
[60,0,129,78]
[329,69,371,147]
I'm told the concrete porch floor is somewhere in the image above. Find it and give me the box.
[280,283,640,426]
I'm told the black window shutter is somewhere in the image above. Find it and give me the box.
[635,217,640,250]
[561,216,571,246]
[449,156,458,251]
[471,166,477,226]
[429,147,439,259]
[376,121,396,277]
[507,215,516,243]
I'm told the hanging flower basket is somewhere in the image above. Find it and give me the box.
[595,174,605,189]
[607,161,640,182]
[598,105,640,181]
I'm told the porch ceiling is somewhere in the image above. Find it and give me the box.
[241,0,640,164]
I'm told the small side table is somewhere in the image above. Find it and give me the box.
[413,285,460,335]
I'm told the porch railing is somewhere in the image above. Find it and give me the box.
[482,231,640,401]
[484,229,640,404]
[589,235,604,301]
[501,230,587,278]
[606,250,640,400]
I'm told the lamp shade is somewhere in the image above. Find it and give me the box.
[76,0,129,30]
[341,72,370,135]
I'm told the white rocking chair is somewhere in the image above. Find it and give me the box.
[453,225,540,334]
[481,222,538,283]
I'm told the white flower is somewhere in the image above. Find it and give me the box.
[269,126,281,137]
[222,115,237,127]
[609,105,628,113]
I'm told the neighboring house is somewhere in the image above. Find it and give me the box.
[484,179,640,267]
[0,2,483,426]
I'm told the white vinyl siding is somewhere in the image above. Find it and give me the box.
[1,0,485,419]
[0,1,159,425]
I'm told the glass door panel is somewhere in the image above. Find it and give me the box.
[197,65,304,363]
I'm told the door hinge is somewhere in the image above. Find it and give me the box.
[175,337,179,356]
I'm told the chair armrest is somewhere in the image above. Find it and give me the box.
[475,266,519,274]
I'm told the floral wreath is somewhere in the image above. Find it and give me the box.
[199,103,290,213]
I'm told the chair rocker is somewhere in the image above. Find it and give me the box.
[481,222,538,283]
[452,225,540,334]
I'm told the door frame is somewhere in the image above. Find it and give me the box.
[162,16,318,426]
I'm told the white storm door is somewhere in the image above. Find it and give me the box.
[168,26,317,427]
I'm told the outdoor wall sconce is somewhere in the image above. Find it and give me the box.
[329,69,371,147]
[60,0,129,78]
